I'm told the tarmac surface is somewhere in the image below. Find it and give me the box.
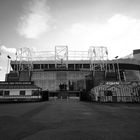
[0,99,140,140]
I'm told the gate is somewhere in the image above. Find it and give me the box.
[48,91,80,101]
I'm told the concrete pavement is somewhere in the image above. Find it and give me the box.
[0,100,140,140]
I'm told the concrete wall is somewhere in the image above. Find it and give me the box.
[125,70,140,81]
[31,71,90,91]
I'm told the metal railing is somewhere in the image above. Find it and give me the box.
[95,96,140,103]
[0,95,41,102]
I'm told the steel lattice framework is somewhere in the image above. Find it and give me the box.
[88,46,109,73]
[55,46,68,69]
[16,48,33,72]
[13,46,119,73]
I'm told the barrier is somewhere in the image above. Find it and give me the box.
[0,95,41,103]
[100,96,140,103]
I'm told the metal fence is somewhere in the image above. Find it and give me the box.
[99,96,140,103]
[0,95,41,102]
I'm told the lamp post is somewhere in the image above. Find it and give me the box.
[7,55,11,73]
[115,56,121,83]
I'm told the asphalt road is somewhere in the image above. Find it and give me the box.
[0,100,140,140]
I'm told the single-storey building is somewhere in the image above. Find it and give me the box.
[0,81,41,102]
[90,82,140,102]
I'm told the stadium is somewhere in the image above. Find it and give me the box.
[0,46,140,102]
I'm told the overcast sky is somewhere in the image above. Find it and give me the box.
[0,0,140,80]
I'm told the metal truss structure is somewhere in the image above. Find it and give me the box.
[55,46,68,69]
[12,46,119,73]
[16,48,33,72]
[13,46,113,72]
[88,46,109,73]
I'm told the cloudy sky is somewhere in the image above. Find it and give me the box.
[0,0,140,80]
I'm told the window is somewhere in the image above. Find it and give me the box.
[32,90,39,96]
[75,64,82,70]
[4,91,10,96]
[104,90,112,96]
[68,64,74,70]
[41,64,45,69]
[44,64,48,69]
[20,90,26,96]
[0,90,3,96]
[138,89,140,96]
[33,64,40,69]
[83,64,90,69]
[49,64,55,69]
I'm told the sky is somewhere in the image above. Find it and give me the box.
[0,0,140,80]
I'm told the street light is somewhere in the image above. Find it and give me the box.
[115,56,121,83]
[7,55,11,73]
